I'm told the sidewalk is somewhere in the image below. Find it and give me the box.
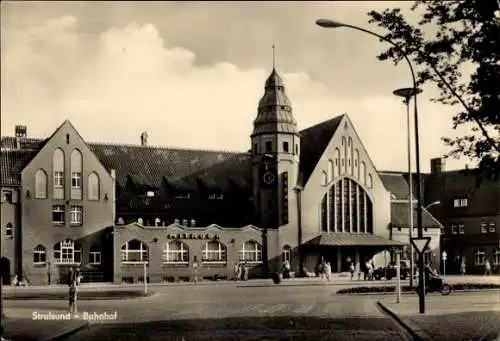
[2,309,88,341]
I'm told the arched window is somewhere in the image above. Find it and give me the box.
[494,248,500,265]
[367,173,373,188]
[321,171,327,186]
[327,160,334,183]
[282,245,292,263]
[53,239,81,264]
[71,149,82,199]
[354,150,359,179]
[202,241,227,264]
[239,240,262,263]
[121,239,149,263]
[35,169,47,199]
[321,178,373,235]
[88,172,100,200]
[335,148,341,177]
[33,245,46,265]
[348,137,353,175]
[53,148,64,199]
[163,240,189,264]
[341,137,347,173]
[89,244,101,265]
[360,161,366,186]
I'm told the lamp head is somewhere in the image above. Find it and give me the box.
[316,19,345,28]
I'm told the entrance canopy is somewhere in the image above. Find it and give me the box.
[304,233,406,247]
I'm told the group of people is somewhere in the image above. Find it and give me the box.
[348,260,376,281]
[233,262,249,281]
[316,259,333,281]
[459,258,493,276]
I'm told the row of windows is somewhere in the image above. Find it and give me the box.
[448,222,496,235]
[33,243,101,265]
[320,178,374,233]
[322,140,372,188]
[121,239,263,264]
[52,205,83,225]
[473,248,500,266]
[35,169,100,201]
[253,141,299,155]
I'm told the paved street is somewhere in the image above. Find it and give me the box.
[5,283,410,341]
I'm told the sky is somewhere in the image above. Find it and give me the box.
[1,1,477,172]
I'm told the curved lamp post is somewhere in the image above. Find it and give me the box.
[316,18,426,313]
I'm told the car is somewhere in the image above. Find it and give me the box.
[373,260,411,280]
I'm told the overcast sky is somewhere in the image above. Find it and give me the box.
[1,1,475,172]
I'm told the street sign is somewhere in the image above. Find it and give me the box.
[442,251,447,261]
[411,237,431,254]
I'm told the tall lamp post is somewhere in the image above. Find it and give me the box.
[316,18,426,313]
[393,87,423,289]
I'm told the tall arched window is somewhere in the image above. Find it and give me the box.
[88,172,100,200]
[354,150,360,179]
[239,240,262,263]
[341,137,347,174]
[321,171,327,186]
[367,174,373,188]
[71,149,82,199]
[282,245,292,263]
[348,137,353,175]
[35,169,47,199]
[121,239,149,263]
[163,240,189,264]
[335,148,341,177]
[320,178,373,234]
[202,241,227,264]
[53,148,65,199]
[360,161,366,186]
[327,160,333,183]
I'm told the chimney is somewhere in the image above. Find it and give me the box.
[430,158,446,174]
[140,132,148,146]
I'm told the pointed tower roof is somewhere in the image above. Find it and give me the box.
[252,68,298,137]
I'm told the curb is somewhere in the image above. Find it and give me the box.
[377,301,432,341]
[43,321,89,341]
[338,288,500,295]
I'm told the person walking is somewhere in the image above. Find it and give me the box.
[236,263,242,281]
[484,259,492,276]
[460,259,466,275]
[74,267,83,286]
[69,280,78,314]
[325,262,332,281]
[349,262,355,280]
[192,257,199,283]
[233,262,239,281]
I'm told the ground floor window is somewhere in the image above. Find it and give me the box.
[89,245,101,265]
[121,239,149,263]
[202,241,227,264]
[239,240,262,263]
[282,245,291,263]
[473,248,485,265]
[163,240,189,264]
[493,248,500,265]
[33,245,47,265]
[54,240,81,264]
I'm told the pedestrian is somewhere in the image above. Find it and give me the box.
[69,280,78,314]
[460,259,466,275]
[356,263,361,281]
[242,262,248,281]
[349,262,355,280]
[325,262,332,281]
[237,263,242,281]
[74,267,83,286]
[484,260,492,276]
[68,267,74,287]
[233,262,239,281]
[365,260,373,281]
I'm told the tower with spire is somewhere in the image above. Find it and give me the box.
[251,46,301,271]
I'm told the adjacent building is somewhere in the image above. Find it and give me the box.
[2,67,483,285]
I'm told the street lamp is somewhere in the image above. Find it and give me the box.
[393,87,423,289]
[316,18,427,314]
[424,201,441,210]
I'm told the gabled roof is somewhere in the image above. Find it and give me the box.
[298,115,344,186]
[379,172,415,200]
[390,202,442,228]
[0,150,39,186]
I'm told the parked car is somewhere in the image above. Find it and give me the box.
[373,260,410,280]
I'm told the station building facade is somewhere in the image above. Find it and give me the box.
[1,68,447,285]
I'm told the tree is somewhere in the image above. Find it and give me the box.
[367,0,500,180]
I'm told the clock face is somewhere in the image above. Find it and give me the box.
[263,171,276,185]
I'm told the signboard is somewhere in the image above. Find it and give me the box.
[166,233,218,240]
[442,251,447,261]
[411,237,431,254]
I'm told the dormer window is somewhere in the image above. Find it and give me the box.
[175,193,190,199]
[146,191,155,197]
[453,197,468,208]
[209,193,223,200]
